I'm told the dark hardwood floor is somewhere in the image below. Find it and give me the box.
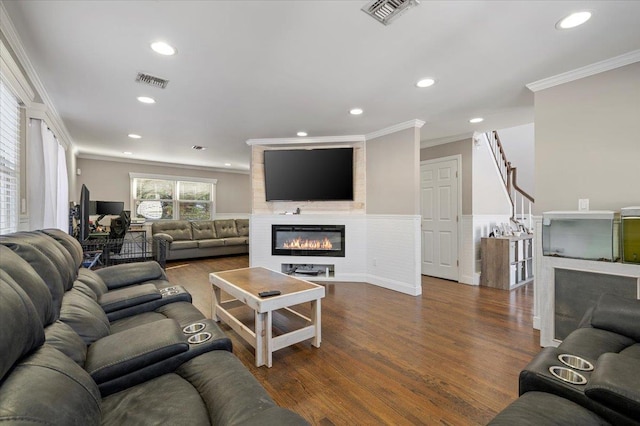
[166,255,540,425]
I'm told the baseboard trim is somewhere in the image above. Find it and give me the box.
[533,316,541,331]
[367,274,421,296]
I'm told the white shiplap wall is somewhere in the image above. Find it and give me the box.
[366,215,422,295]
[249,214,421,295]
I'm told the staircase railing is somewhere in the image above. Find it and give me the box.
[486,130,535,229]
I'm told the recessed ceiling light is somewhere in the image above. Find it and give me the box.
[150,41,176,56]
[350,108,363,115]
[123,151,133,155]
[128,134,142,139]
[192,145,206,151]
[556,11,592,29]
[224,163,232,167]
[416,78,435,88]
[469,117,484,124]
[137,96,156,104]
[297,131,308,137]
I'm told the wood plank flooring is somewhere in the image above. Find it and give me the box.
[166,255,540,425]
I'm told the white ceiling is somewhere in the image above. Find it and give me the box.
[3,1,640,171]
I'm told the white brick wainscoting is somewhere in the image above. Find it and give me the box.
[249,214,422,296]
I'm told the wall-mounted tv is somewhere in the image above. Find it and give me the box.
[264,148,354,202]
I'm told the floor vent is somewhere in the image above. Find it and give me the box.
[361,0,419,26]
[135,72,169,89]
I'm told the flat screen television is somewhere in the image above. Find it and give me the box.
[95,201,124,215]
[264,148,354,202]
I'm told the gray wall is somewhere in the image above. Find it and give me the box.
[75,158,251,214]
[366,127,420,215]
[534,62,640,213]
[420,138,472,215]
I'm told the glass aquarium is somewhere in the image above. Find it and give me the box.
[621,207,640,264]
[542,211,617,261]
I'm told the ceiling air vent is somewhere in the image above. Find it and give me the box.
[135,72,169,89]
[361,0,419,26]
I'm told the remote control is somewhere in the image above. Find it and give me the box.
[258,290,281,298]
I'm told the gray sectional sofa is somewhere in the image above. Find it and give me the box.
[0,229,307,425]
[152,219,249,261]
[489,293,640,425]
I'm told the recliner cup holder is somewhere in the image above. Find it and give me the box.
[162,290,180,296]
[183,322,206,334]
[558,354,594,371]
[188,332,212,344]
[549,366,587,385]
[161,286,179,293]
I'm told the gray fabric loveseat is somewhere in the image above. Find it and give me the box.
[152,219,249,261]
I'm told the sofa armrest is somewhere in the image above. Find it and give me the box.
[153,232,174,243]
[585,353,640,420]
[95,261,167,289]
[97,283,161,313]
[85,318,188,385]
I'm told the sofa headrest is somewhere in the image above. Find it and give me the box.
[17,231,79,285]
[590,293,640,341]
[235,219,249,237]
[0,245,55,326]
[0,272,45,380]
[39,228,84,270]
[214,219,238,238]
[191,220,217,240]
[152,220,193,241]
[0,233,70,318]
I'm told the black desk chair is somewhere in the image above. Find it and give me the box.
[107,211,131,255]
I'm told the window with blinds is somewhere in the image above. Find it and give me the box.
[0,80,21,234]
[131,175,216,221]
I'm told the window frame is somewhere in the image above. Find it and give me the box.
[129,172,217,221]
[0,79,22,234]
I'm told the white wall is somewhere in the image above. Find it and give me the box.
[534,62,640,213]
[498,123,535,198]
[472,134,511,216]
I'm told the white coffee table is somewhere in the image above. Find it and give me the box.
[209,267,325,367]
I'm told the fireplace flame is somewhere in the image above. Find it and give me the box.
[283,236,333,250]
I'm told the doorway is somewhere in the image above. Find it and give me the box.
[420,156,461,281]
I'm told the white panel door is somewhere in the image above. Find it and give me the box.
[421,159,459,280]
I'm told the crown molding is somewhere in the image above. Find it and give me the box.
[246,135,365,146]
[246,120,427,146]
[0,39,36,102]
[365,119,425,140]
[77,153,250,175]
[1,1,74,148]
[527,49,640,92]
[420,132,472,149]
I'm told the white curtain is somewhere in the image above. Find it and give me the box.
[28,119,69,231]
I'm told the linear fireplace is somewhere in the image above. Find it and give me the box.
[272,224,345,257]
